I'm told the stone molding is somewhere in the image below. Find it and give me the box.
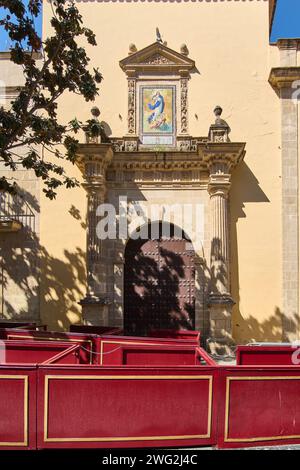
[269,67,300,89]
[119,41,195,77]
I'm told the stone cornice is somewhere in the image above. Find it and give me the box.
[75,144,245,179]
[276,39,300,50]
[0,85,23,101]
[75,143,114,175]
[110,150,204,171]
[0,51,42,60]
[76,141,245,175]
[269,67,300,89]
[198,142,246,171]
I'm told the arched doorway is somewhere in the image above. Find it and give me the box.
[124,222,195,336]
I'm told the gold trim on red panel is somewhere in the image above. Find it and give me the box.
[44,374,213,442]
[225,376,300,443]
[0,375,28,447]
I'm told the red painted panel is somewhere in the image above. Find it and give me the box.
[98,334,199,366]
[37,366,217,449]
[120,345,198,366]
[236,345,300,366]
[42,344,83,365]
[0,366,36,450]
[217,367,300,449]
[0,340,77,364]
[0,330,99,364]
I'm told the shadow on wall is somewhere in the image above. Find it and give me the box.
[230,161,297,342]
[233,307,300,344]
[0,193,86,331]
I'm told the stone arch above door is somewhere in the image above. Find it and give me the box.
[124,221,195,336]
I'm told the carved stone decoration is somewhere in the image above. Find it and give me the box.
[178,140,191,152]
[125,140,138,152]
[144,53,175,65]
[112,139,125,152]
[127,79,136,135]
[180,78,188,134]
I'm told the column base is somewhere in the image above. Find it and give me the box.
[207,293,235,356]
[79,295,111,325]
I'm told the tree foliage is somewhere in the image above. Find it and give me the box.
[0,0,102,198]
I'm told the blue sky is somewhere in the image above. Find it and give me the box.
[0,1,42,51]
[271,0,300,43]
[0,1,299,50]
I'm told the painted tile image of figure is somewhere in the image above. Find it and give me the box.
[148,90,166,129]
[142,87,174,134]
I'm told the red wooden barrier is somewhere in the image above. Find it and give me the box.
[37,365,218,449]
[2,333,300,450]
[0,340,80,364]
[0,329,99,364]
[236,345,300,366]
[217,366,300,448]
[0,365,37,450]
[98,334,200,366]
[42,344,83,365]
[102,344,200,366]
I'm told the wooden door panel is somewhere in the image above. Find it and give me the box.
[124,231,195,335]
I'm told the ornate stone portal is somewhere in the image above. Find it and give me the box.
[75,40,245,350]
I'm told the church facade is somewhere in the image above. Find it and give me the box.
[1,0,300,349]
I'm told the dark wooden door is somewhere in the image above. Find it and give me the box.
[124,225,195,336]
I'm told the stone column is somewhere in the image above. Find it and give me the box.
[208,171,235,352]
[280,86,299,341]
[76,143,113,325]
[269,41,300,341]
[199,106,245,354]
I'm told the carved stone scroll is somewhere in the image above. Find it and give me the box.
[180,78,188,134]
[128,79,136,135]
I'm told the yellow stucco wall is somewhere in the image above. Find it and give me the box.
[40,0,283,342]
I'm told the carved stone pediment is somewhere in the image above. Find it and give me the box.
[119,42,195,77]
[144,53,175,65]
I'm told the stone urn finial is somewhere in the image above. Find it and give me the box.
[214,105,223,123]
[128,43,137,55]
[85,106,110,144]
[180,44,189,56]
[208,105,231,143]
[91,106,101,119]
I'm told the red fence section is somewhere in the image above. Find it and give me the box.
[0,365,37,450]
[236,345,300,366]
[37,365,218,449]
[0,329,99,364]
[98,334,202,366]
[0,340,80,364]
[2,337,300,450]
[217,366,300,448]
